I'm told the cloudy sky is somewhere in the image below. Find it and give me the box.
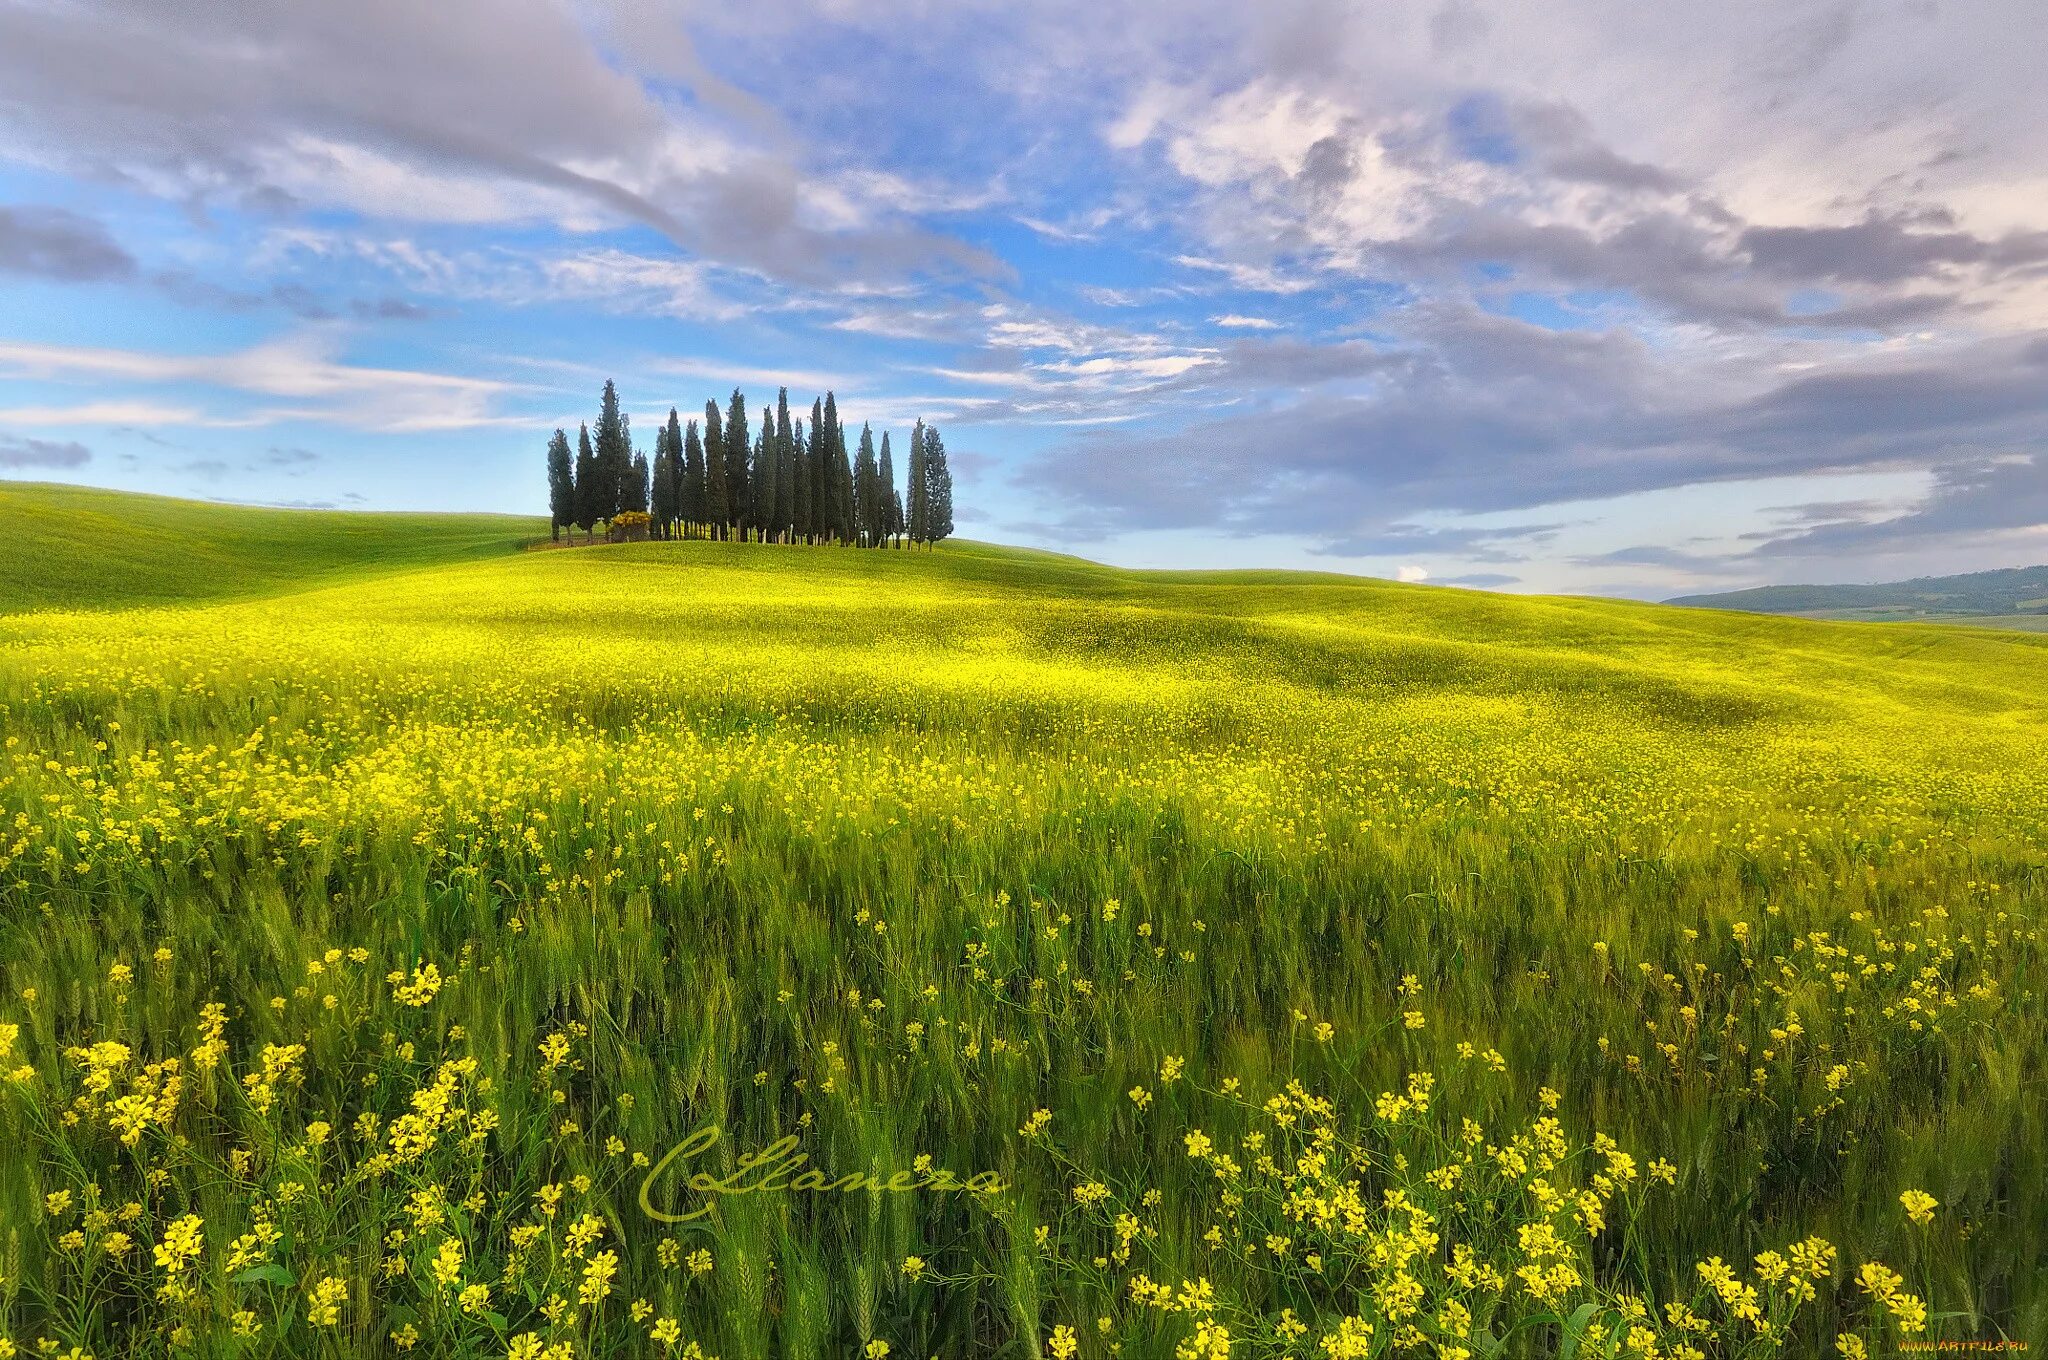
[2,0,2045,596]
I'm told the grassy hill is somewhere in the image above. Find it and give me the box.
[1,492,2045,1352]
[0,481,545,614]
[1670,562,2048,623]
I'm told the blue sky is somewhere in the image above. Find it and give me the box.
[2,0,2045,597]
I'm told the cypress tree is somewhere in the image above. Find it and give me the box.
[789,418,810,543]
[682,419,706,538]
[752,409,778,539]
[853,423,879,547]
[724,389,750,542]
[808,398,827,544]
[649,424,675,539]
[574,422,600,541]
[546,428,574,542]
[663,408,685,538]
[878,431,901,547]
[906,418,928,545]
[702,400,729,539]
[627,440,650,518]
[593,380,628,527]
[815,393,839,540]
[925,424,954,544]
[831,401,854,544]
[774,388,794,544]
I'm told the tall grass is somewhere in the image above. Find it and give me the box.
[0,532,2042,1357]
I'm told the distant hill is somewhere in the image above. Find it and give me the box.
[1669,564,2048,624]
[0,482,544,614]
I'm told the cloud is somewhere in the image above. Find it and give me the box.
[266,232,750,321]
[1748,454,2048,559]
[0,0,2044,591]
[0,333,530,432]
[0,433,91,468]
[1571,545,1748,575]
[1016,306,2048,556]
[0,401,235,427]
[0,0,1003,293]
[0,206,135,282]
[662,362,850,392]
[262,446,321,469]
[1739,212,2048,287]
[353,297,433,321]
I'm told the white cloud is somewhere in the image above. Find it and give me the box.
[0,334,527,432]
[0,401,246,427]
[652,358,854,394]
[1211,314,1281,330]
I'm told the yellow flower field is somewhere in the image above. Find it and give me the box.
[0,523,2043,1357]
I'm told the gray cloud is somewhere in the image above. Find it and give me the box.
[1018,310,2048,556]
[0,0,1002,292]
[353,296,433,321]
[0,433,92,468]
[1572,546,1748,575]
[1749,454,2048,558]
[0,205,134,282]
[1313,520,1566,562]
[1739,213,2048,287]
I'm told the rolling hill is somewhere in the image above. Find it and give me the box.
[0,481,546,614]
[1669,562,2048,623]
[2,485,2045,1349]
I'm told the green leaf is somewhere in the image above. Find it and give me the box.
[1557,1303,1606,1360]
[233,1264,295,1287]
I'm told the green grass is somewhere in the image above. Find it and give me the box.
[0,491,2044,1357]
[0,481,546,614]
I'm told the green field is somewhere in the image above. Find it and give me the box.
[0,482,545,614]
[1,486,2044,1357]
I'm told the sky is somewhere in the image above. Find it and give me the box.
[1,0,2045,598]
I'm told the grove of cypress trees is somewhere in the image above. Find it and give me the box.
[703,400,729,540]
[546,428,574,542]
[682,419,706,538]
[549,380,960,551]
[574,422,600,541]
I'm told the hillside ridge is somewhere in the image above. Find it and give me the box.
[0,481,545,614]
[1669,562,2048,622]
